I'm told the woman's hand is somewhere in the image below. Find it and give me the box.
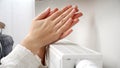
[37,5,82,65]
[21,5,82,54]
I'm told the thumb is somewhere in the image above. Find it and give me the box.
[34,8,50,20]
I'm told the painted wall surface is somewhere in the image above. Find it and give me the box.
[0,0,120,68]
[0,0,35,46]
[95,0,120,68]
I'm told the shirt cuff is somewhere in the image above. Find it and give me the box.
[1,44,47,68]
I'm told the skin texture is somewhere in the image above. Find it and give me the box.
[21,5,83,65]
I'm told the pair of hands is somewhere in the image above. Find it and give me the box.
[21,5,82,64]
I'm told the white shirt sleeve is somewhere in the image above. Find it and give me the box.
[0,44,48,68]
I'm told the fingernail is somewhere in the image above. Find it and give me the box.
[69,18,72,22]
[79,12,83,16]
[45,7,50,11]
[72,9,76,12]
[67,5,72,8]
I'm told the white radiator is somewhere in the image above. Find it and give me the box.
[48,39,102,68]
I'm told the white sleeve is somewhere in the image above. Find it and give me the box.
[0,44,48,68]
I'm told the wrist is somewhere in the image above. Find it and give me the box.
[21,34,40,54]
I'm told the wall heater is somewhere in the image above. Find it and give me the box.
[48,39,102,68]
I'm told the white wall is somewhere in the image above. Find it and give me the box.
[0,0,35,45]
[95,0,120,68]
[0,0,12,35]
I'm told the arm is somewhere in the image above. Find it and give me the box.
[0,5,82,68]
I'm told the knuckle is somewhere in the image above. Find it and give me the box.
[53,21,56,24]
[45,19,52,24]
[60,14,65,18]
[46,18,51,22]
[60,19,66,23]
[54,33,59,36]
[57,29,62,34]
[56,11,61,15]
[54,30,59,34]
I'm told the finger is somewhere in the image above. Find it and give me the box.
[48,5,72,20]
[57,18,72,33]
[49,8,59,16]
[71,18,79,26]
[74,5,79,12]
[63,9,76,22]
[53,7,73,25]
[34,8,50,20]
[59,18,79,39]
[44,8,58,19]
[59,18,79,34]
[72,12,83,19]
[54,8,75,28]
[66,18,79,30]
[55,17,72,31]
[60,29,73,39]
[67,18,79,29]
